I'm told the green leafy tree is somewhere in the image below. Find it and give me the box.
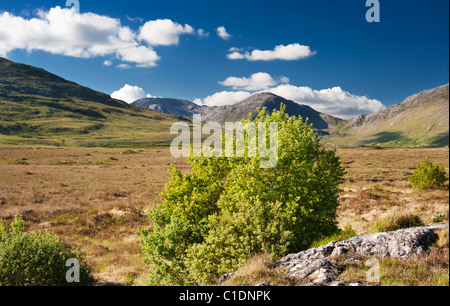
[0,215,95,286]
[409,156,448,191]
[140,105,345,285]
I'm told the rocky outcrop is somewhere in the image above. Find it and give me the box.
[277,223,448,286]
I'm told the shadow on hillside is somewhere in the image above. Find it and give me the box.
[358,131,403,146]
[429,132,450,147]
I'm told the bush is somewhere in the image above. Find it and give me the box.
[0,215,95,286]
[140,105,345,285]
[408,156,447,191]
[373,213,424,233]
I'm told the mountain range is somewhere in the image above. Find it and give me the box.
[133,85,449,147]
[133,93,343,133]
[1,57,448,148]
[324,84,449,147]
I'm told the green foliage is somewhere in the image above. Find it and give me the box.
[6,159,29,165]
[432,212,449,224]
[139,105,345,285]
[0,215,95,286]
[309,225,357,249]
[408,156,448,191]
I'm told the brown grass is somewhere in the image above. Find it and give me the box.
[337,148,449,234]
[0,146,189,284]
[0,146,448,285]
[221,254,292,286]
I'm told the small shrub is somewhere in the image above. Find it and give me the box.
[408,156,447,191]
[373,213,424,233]
[432,212,449,224]
[0,215,95,286]
[120,149,138,155]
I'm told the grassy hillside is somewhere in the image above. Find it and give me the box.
[0,58,187,148]
[324,84,449,148]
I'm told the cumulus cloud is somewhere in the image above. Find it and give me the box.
[111,84,153,103]
[139,19,195,46]
[0,7,160,67]
[195,91,252,107]
[265,85,386,119]
[227,43,315,61]
[103,60,112,66]
[0,7,198,68]
[219,72,289,91]
[216,26,232,40]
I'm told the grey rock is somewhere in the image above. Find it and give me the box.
[277,224,448,286]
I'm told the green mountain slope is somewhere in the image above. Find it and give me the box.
[0,58,186,147]
[324,84,449,147]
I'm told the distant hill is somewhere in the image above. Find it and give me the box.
[133,97,209,118]
[325,84,449,147]
[0,57,184,147]
[133,92,343,134]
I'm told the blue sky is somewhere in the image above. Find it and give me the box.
[0,0,448,118]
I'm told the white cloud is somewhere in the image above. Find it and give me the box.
[197,29,210,38]
[195,80,385,118]
[229,47,242,52]
[227,43,315,61]
[193,98,203,105]
[265,85,386,119]
[0,7,206,68]
[196,91,252,107]
[226,52,245,60]
[117,45,160,68]
[111,84,153,103]
[139,19,195,46]
[219,72,289,91]
[103,60,112,66]
[116,63,131,69]
[216,26,232,40]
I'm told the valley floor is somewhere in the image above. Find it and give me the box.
[0,146,448,285]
